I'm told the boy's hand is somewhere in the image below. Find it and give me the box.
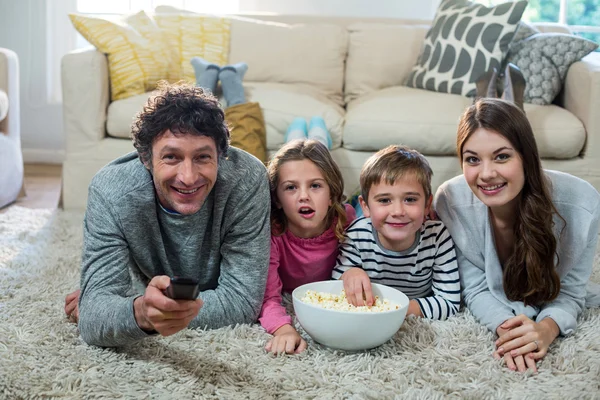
[407,299,423,317]
[266,324,307,355]
[341,267,373,307]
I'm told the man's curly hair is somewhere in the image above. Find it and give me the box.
[131,81,230,165]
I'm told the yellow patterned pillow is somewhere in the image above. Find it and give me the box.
[153,14,231,83]
[69,12,175,100]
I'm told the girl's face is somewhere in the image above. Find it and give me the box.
[461,128,525,214]
[276,159,332,238]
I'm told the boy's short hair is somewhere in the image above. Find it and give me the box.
[360,145,433,202]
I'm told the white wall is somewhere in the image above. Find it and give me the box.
[0,0,67,164]
[0,0,439,165]
[239,0,441,19]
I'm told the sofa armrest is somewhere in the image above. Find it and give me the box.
[562,52,600,159]
[0,48,20,141]
[61,48,109,152]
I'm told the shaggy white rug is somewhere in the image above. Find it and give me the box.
[1,206,600,399]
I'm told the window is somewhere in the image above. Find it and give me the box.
[478,0,600,49]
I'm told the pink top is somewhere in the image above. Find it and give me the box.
[259,204,356,334]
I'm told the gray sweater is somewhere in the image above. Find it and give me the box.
[78,149,271,347]
[434,170,600,335]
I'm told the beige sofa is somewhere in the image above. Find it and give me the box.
[0,48,24,209]
[61,14,600,210]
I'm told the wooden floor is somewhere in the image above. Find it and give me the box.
[2,164,62,211]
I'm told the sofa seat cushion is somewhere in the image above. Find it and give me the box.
[245,82,344,151]
[106,82,345,151]
[343,86,586,159]
[107,93,148,139]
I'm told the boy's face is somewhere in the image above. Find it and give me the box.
[146,130,218,215]
[359,173,432,252]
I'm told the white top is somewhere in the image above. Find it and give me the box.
[434,170,600,335]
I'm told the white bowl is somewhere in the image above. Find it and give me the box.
[292,280,409,351]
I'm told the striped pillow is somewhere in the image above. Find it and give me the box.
[69,12,175,101]
[153,14,231,83]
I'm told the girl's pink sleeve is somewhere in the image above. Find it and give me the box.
[258,237,292,334]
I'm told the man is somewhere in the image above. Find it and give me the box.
[66,82,270,347]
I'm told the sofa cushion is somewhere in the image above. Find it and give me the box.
[153,14,231,83]
[229,19,348,107]
[507,33,599,105]
[344,86,586,159]
[405,0,527,97]
[69,12,174,101]
[244,82,344,151]
[106,83,345,151]
[0,89,8,123]
[344,23,429,104]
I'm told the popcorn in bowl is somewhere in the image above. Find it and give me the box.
[301,289,400,312]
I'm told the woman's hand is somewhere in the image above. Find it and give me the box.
[494,350,538,373]
[265,324,307,355]
[494,314,560,371]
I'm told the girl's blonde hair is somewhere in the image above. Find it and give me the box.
[267,139,348,241]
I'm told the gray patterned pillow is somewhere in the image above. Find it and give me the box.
[507,33,599,105]
[511,21,539,43]
[405,0,527,97]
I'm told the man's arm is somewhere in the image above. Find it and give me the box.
[188,167,271,329]
[78,186,150,347]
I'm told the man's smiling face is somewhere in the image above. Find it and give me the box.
[146,130,218,215]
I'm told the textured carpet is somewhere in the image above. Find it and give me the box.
[1,206,599,400]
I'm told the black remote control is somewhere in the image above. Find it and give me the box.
[165,277,201,300]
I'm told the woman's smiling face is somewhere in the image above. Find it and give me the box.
[461,127,525,212]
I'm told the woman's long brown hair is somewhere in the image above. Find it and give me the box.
[457,98,563,306]
[267,139,348,241]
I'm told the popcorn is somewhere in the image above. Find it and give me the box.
[301,289,400,312]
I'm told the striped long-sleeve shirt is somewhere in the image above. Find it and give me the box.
[332,217,460,320]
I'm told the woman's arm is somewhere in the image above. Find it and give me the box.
[457,247,515,332]
[536,213,600,335]
[434,185,515,332]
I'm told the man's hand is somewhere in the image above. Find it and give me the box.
[64,289,80,323]
[341,267,373,307]
[134,275,203,336]
[265,324,307,355]
[493,314,560,373]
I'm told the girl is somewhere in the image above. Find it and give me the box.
[435,98,600,373]
[260,139,356,354]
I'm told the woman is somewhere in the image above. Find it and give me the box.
[434,98,600,373]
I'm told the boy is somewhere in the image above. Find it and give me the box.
[332,145,460,320]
